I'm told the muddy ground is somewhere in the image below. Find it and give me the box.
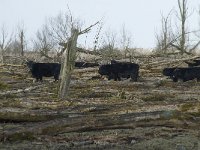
[0,59,200,150]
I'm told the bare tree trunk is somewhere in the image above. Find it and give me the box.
[0,25,12,64]
[155,10,173,54]
[58,29,79,99]
[178,0,187,54]
[20,30,24,56]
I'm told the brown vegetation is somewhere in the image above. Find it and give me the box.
[0,55,200,149]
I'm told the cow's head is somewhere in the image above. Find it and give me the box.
[26,60,35,70]
[163,68,175,76]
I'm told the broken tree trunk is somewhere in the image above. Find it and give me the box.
[58,29,79,100]
[0,49,4,64]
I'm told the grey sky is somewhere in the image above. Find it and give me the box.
[0,0,199,49]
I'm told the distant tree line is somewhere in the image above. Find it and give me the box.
[155,0,200,55]
[1,0,200,64]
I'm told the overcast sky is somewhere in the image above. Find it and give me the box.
[0,0,199,49]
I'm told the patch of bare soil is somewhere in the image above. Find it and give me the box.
[0,62,200,150]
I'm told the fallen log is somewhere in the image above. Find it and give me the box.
[1,110,200,141]
[0,85,44,96]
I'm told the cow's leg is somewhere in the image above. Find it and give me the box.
[108,73,115,80]
[133,77,137,82]
[36,78,39,82]
[55,77,59,81]
[54,75,59,81]
[114,75,118,81]
[36,77,40,82]
[115,74,120,81]
[182,78,187,82]
[172,77,178,82]
[117,76,121,81]
[115,74,121,81]
[108,75,112,80]
[39,76,43,82]
[131,73,137,82]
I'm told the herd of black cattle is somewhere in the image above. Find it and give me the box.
[25,59,200,82]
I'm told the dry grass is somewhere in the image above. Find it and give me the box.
[0,56,200,149]
[0,82,9,90]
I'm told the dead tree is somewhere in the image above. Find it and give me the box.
[18,27,25,56]
[58,29,79,99]
[58,22,99,99]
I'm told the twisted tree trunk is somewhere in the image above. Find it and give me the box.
[58,29,79,99]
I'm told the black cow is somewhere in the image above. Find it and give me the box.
[172,67,200,82]
[98,62,139,81]
[185,59,200,67]
[26,61,61,81]
[162,67,179,82]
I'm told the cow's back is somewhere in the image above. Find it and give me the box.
[111,63,139,73]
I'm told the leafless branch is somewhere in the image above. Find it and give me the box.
[79,21,100,35]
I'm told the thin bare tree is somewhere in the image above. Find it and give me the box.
[93,21,103,52]
[98,29,121,60]
[120,24,132,60]
[173,0,188,54]
[170,0,200,55]
[17,24,26,57]
[193,6,200,53]
[155,11,173,54]
[33,25,56,60]
[45,12,84,61]
[0,25,13,63]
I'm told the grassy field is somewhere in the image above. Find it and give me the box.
[0,58,200,149]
